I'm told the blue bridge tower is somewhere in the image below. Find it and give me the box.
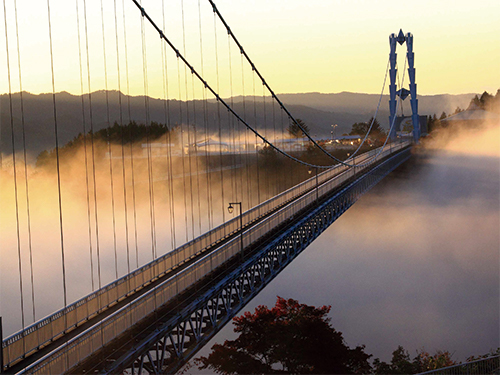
[389,29,420,143]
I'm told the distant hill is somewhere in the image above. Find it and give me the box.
[275,92,475,117]
[1,90,476,159]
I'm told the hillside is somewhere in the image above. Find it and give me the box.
[1,90,476,159]
[275,92,475,116]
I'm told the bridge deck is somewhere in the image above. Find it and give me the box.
[3,141,412,374]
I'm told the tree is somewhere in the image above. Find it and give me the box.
[439,111,447,120]
[258,144,280,171]
[349,122,369,136]
[468,89,500,113]
[428,113,442,131]
[466,347,500,362]
[196,297,372,374]
[35,120,171,169]
[373,346,457,374]
[480,91,494,106]
[94,120,169,143]
[349,117,386,139]
[373,346,415,374]
[415,349,456,372]
[288,118,310,138]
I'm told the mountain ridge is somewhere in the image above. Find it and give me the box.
[1,90,476,158]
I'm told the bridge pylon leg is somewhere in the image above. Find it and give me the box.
[389,34,398,141]
[406,33,420,143]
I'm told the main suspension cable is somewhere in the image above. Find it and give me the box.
[129,0,340,170]
[359,55,408,166]
[207,0,385,168]
[347,58,391,160]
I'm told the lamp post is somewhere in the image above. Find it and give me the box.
[331,124,338,143]
[228,202,244,261]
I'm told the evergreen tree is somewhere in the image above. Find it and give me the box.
[288,118,310,138]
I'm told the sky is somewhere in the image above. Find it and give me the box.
[1,0,498,368]
[1,0,499,99]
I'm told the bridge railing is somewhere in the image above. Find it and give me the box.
[2,140,410,370]
[21,140,412,374]
[20,140,406,374]
[417,355,500,375]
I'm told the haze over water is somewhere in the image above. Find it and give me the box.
[193,124,500,366]
[1,123,498,366]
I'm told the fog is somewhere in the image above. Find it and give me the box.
[1,137,300,336]
[1,122,498,366]
[188,122,500,370]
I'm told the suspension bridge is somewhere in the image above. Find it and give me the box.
[2,1,423,373]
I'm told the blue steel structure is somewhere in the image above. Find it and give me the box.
[0,0,421,371]
[3,141,411,374]
[389,29,420,142]
[417,355,500,375]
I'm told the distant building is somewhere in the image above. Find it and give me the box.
[330,135,362,145]
[188,139,229,154]
[274,137,310,151]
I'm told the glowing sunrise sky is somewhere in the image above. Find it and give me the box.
[1,0,499,98]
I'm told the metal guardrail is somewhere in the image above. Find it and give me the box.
[21,141,411,374]
[417,355,500,375]
[2,140,410,371]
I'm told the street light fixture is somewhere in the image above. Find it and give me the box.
[331,124,338,143]
[228,202,244,262]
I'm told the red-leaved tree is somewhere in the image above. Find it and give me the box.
[196,297,372,374]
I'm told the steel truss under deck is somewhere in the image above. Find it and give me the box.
[67,146,411,375]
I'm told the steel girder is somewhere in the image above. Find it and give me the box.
[89,147,411,375]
